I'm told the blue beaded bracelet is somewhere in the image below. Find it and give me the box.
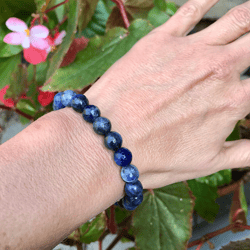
[53,90,144,210]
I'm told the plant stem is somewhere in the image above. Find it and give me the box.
[45,0,69,14]
[52,16,68,33]
[110,0,130,29]
[98,239,102,250]
[196,242,203,250]
[106,228,127,250]
[0,104,34,121]
[217,179,242,197]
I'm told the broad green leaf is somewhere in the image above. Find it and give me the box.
[78,0,99,33]
[166,1,178,16]
[45,0,80,82]
[133,182,195,250]
[41,19,154,92]
[79,212,106,244]
[78,0,110,39]
[196,169,232,188]
[154,0,167,11]
[0,24,22,57]
[0,54,21,90]
[0,0,36,25]
[226,122,240,141]
[34,0,51,12]
[47,0,66,22]
[187,179,219,223]
[220,239,250,250]
[16,99,36,116]
[19,116,31,125]
[240,182,248,216]
[147,6,170,28]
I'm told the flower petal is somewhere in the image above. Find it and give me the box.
[23,45,48,65]
[30,25,49,38]
[6,17,28,32]
[54,31,66,45]
[31,37,50,50]
[22,36,30,48]
[3,32,22,45]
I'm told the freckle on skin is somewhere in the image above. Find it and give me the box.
[5,246,10,250]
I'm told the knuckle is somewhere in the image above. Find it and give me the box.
[178,2,200,18]
[230,6,250,31]
[209,60,232,81]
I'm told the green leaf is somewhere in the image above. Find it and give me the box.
[166,1,178,16]
[19,116,31,125]
[133,182,195,250]
[187,179,219,223]
[79,212,106,244]
[147,6,170,28]
[41,19,154,92]
[78,0,110,39]
[0,54,21,90]
[45,0,80,83]
[154,0,167,11]
[47,0,66,22]
[196,169,232,188]
[240,182,248,217]
[0,0,36,25]
[34,0,51,12]
[16,99,36,116]
[78,0,99,33]
[0,24,22,57]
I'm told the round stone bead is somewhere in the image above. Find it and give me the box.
[53,92,65,110]
[122,195,140,210]
[104,131,122,151]
[122,192,143,209]
[71,94,89,113]
[93,117,111,136]
[125,180,143,197]
[114,147,132,167]
[121,164,139,183]
[61,90,77,107]
[83,105,100,123]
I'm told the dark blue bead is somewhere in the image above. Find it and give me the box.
[129,192,143,206]
[83,105,100,123]
[61,90,77,107]
[122,195,138,211]
[71,94,89,113]
[114,147,132,167]
[93,117,111,136]
[121,165,139,183]
[53,92,65,110]
[104,131,122,151]
[125,180,143,197]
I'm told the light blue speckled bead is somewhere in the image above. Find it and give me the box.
[61,90,77,107]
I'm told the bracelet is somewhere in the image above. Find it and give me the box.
[53,90,144,210]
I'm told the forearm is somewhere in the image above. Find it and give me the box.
[0,106,125,250]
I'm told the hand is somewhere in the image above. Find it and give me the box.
[83,0,250,190]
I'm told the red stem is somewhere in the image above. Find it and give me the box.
[52,16,68,33]
[196,242,203,250]
[45,0,69,14]
[110,0,130,29]
[0,104,34,121]
[232,208,244,223]
[98,239,102,250]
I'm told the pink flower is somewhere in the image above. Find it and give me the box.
[3,17,50,50]
[46,30,66,53]
[0,85,15,107]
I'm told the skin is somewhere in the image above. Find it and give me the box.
[2,0,250,249]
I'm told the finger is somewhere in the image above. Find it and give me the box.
[198,2,250,45]
[159,0,220,37]
[219,139,250,170]
[224,32,250,74]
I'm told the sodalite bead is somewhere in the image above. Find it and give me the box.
[71,94,89,113]
[61,90,77,107]
[93,117,111,136]
[104,131,122,151]
[83,105,100,123]
[122,192,144,210]
[114,147,132,167]
[125,180,143,197]
[53,92,65,110]
[121,164,139,183]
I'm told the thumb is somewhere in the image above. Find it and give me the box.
[220,139,250,170]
